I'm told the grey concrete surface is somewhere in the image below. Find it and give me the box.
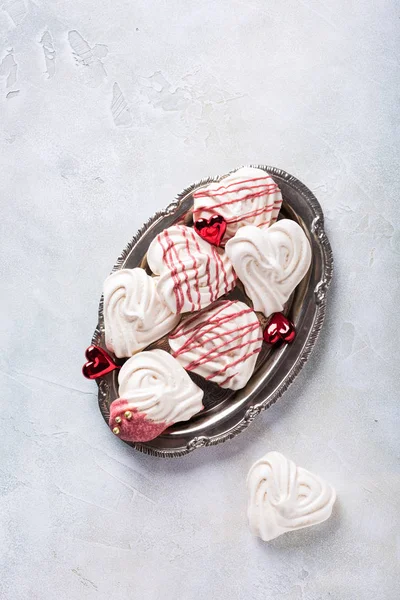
[1,1,399,598]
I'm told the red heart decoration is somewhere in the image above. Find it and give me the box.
[263,313,296,345]
[82,345,120,379]
[194,214,227,246]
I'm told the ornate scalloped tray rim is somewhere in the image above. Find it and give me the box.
[92,165,333,458]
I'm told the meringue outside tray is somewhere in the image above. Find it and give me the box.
[92,166,333,457]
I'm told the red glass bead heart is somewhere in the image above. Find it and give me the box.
[82,345,120,379]
[263,313,296,345]
[194,214,227,246]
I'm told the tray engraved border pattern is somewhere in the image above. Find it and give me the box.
[91,166,333,458]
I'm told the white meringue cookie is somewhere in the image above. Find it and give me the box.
[109,350,204,442]
[168,300,263,390]
[147,225,236,314]
[247,452,336,541]
[104,268,180,358]
[225,220,312,318]
[193,167,282,243]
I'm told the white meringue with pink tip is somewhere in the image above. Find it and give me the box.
[109,349,204,442]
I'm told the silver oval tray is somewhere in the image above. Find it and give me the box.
[92,166,333,457]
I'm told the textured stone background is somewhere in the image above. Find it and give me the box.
[1,1,399,598]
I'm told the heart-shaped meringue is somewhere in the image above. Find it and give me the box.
[168,299,263,390]
[147,225,236,315]
[194,214,227,246]
[104,268,180,358]
[247,451,336,541]
[193,167,282,244]
[225,220,312,318]
[109,349,204,442]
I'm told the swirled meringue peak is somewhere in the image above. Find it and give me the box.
[225,220,311,318]
[109,349,204,442]
[104,268,180,358]
[147,225,236,314]
[168,299,263,390]
[193,167,283,244]
[247,452,336,541]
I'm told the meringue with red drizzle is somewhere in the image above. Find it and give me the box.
[147,224,236,314]
[104,268,180,358]
[193,167,282,244]
[247,451,336,541]
[168,299,263,390]
[109,349,204,442]
[225,221,312,318]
